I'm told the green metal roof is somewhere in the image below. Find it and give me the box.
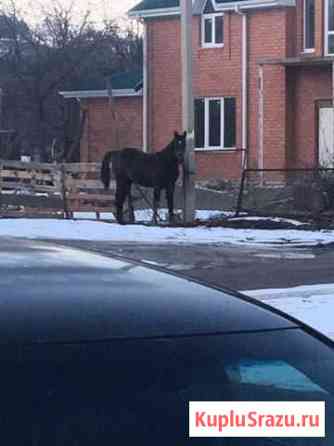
[67,71,142,92]
[130,0,178,12]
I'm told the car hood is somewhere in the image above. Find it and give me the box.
[0,238,297,344]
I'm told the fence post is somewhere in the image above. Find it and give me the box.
[235,169,247,217]
[61,163,69,219]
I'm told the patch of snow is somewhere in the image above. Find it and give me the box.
[245,284,334,341]
[196,210,233,220]
[141,259,195,271]
[163,264,194,271]
[195,185,232,195]
[0,219,334,247]
[74,212,115,220]
[254,252,316,260]
[141,260,162,266]
[2,190,60,197]
[230,216,306,226]
[245,283,334,298]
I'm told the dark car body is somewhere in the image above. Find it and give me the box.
[0,238,333,445]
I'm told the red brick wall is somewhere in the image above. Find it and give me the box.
[195,151,242,180]
[248,9,292,172]
[147,14,243,180]
[315,0,325,56]
[147,17,182,150]
[286,6,297,57]
[290,66,331,167]
[193,11,243,180]
[80,97,143,162]
[146,7,296,180]
[295,0,303,54]
[262,65,288,170]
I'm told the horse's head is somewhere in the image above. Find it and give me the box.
[172,131,187,164]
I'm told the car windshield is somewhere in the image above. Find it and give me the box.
[0,328,333,445]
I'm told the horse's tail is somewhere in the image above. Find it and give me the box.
[101,151,113,190]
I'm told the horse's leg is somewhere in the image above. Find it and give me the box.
[115,179,128,225]
[153,188,161,224]
[166,183,175,224]
[127,182,135,224]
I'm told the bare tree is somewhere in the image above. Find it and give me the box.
[0,0,142,161]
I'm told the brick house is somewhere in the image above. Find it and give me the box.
[63,0,334,180]
[60,72,143,162]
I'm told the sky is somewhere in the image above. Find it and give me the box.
[1,0,139,25]
[90,0,139,21]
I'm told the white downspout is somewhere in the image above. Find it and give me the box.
[235,5,248,169]
[143,21,148,152]
[242,13,248,169]
[258,64,264,180]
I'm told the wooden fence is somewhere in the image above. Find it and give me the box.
[0,160,116,219]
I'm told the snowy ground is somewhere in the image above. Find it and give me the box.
[245,284,334,341]
[74,209,228,221]
[0,217,333,246]
[73,210,305,227]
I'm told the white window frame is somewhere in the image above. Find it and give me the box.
[201,13,224,48]
[195,97,236,151]
[303,0,315,53]
[325,0,334,55]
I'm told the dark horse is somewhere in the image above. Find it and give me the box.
[101,131,187,224]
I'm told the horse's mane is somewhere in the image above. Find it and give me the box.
[153,138,176,160]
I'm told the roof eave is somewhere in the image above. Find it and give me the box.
[59,89,143,99]
[215,0,295,11]
[128,6,180,19]
[128,0,295,18]
[258,55,334,66]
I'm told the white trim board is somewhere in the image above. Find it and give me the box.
[59,89,143,99]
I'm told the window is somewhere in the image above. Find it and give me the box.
[195,97,236,150]
[202,13,224,47]
[326,0,334,54]
[0,330,333,444]
[304,0,315,52]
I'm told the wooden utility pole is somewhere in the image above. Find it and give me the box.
[107,77,120,150]
[181,0,196,224]
[332,61,334,166]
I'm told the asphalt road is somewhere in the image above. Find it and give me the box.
[43,239,334,291]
